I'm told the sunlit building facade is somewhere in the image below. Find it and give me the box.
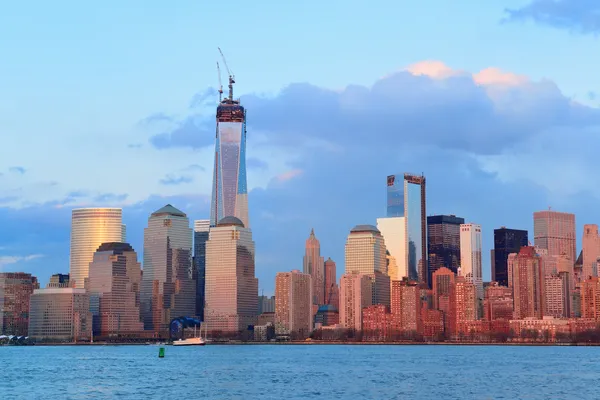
[385,173,427,283]
[28,288,92,342]
[460,223,483,302]
[533,210,576,265]
[303,229,325,306]
[324,257,339,310]
[377,217,405,280]
[87,242,143,336]
[194,219,210,320]
[141,205,195,332]
[205,216,258,333]
[508,246,544,319]
[582,224,600,280]
[339,273,372,331]
[210,95,249,228]
[69,208,125,289]
[275,270,313,337]
[0,272,39,336]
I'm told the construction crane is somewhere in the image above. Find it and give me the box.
[218,47,235,101]
[216,61,223,102]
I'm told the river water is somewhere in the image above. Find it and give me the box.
[1,344,597,399]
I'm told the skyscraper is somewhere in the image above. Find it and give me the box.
[493,227,528,287]
[275,270,313,338]
[339,273,372,331]
[70,208,125,288]
[384,173,427,283]
[427,215,464,285]
[345,225,390,307]
[324,257,339,310]
[210,79,249,228]
[87,242,143,336]
[204,216,258,333]
[194,219,210,320]
[533,210,576,263]
[459,223,483,302]
[303,229,325,306]
[377,217,405,280]
[582,224,600,279]
[141,204,195,332]
[0,273,39,336]
[508,246,544,319]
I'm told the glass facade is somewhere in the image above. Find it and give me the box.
[193,220,210,320]
[141,205,195,333]
[386,174,404,217]
[210,103,249,228]
[493,228,528,287]
[427,215,464,286]
[69,208,124,289]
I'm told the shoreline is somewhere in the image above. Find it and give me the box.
[4,341,600,347]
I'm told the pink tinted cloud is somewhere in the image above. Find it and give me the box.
[276,169,303,183]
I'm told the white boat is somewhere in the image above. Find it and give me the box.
[172,324,206,346]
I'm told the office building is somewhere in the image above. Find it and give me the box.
[384,174,427,283]
[69,208,125,288]
[0,272,39,336]
[194,219,210,320]
[345,224,389,306]
[427,215,464,285]
[493,227,528,286]
[544,274,566,318]
[86,242,143,336]
[303,229,325,305]
[275,270,313,337]
[377,217,405,280]
[582,224,600,279]
[533,209,576,264]
[258,295,275,314]
[48,273,70,288]
[210,78,249,228]
[459,223,483,302]
[391,279,421,335]
[28,288,92,342]
[141,205,195,332]
[205,216,258,333]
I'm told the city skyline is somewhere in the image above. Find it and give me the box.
[3,2,600,295]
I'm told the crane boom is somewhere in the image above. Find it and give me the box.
[216,61,223,102]
[218,47,235,100]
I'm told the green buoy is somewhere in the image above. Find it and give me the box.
[158,347,165,358]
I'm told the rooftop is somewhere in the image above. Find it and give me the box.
[350,224,380,234]
[218,216,245,228]
[151,204,186,218]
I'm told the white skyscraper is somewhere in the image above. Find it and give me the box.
[377,217,406,280]
[69,208,124,289]
[459,223,483,301]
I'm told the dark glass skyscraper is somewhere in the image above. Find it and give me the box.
[386,174,427,283]
[210,87,249,228]
[194,219,210,320]
[493,227,528,286]
[427,215,464,287]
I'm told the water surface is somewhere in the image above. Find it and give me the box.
[1,344,596,399]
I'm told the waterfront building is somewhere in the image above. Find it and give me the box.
[508,246,544,319]
[69,208,125,288]
[28,288,92,342]
[493,227,528,286]
[303,229,325,306]
[580,277,600,319]
[452,276,478,337]
[324,258,339,310]
[257,312,275,326]
[534,209,576,265]
[86,242,143,336]
[193,219,210,320]
[48,273,70,288]
[391,279,421,336]
[383,173,427,283]
[459,223,483,303]
[582,224,600,279]
[339,273,372,331]
[275,270,313,338]
[210,78,249,229]
[362,305,392,341]
[544,274,566,318]
[483,283,513,321]
[432,267,455,310]
[427,215,464,285]
[204,216,258,333]
[141,205,195,332]
[314,304,339,328]
[345,224,389,306]
[420,303,444,340]
[0,272,39,336]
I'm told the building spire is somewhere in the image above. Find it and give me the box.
[310,228,315,238]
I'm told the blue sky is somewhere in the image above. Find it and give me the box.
[1,0,600,294]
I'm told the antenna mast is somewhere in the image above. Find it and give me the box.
[216,61,223,102]
[218,47,235,101]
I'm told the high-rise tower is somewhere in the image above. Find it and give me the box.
[303,229,325,306]
[210,54,249,228]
